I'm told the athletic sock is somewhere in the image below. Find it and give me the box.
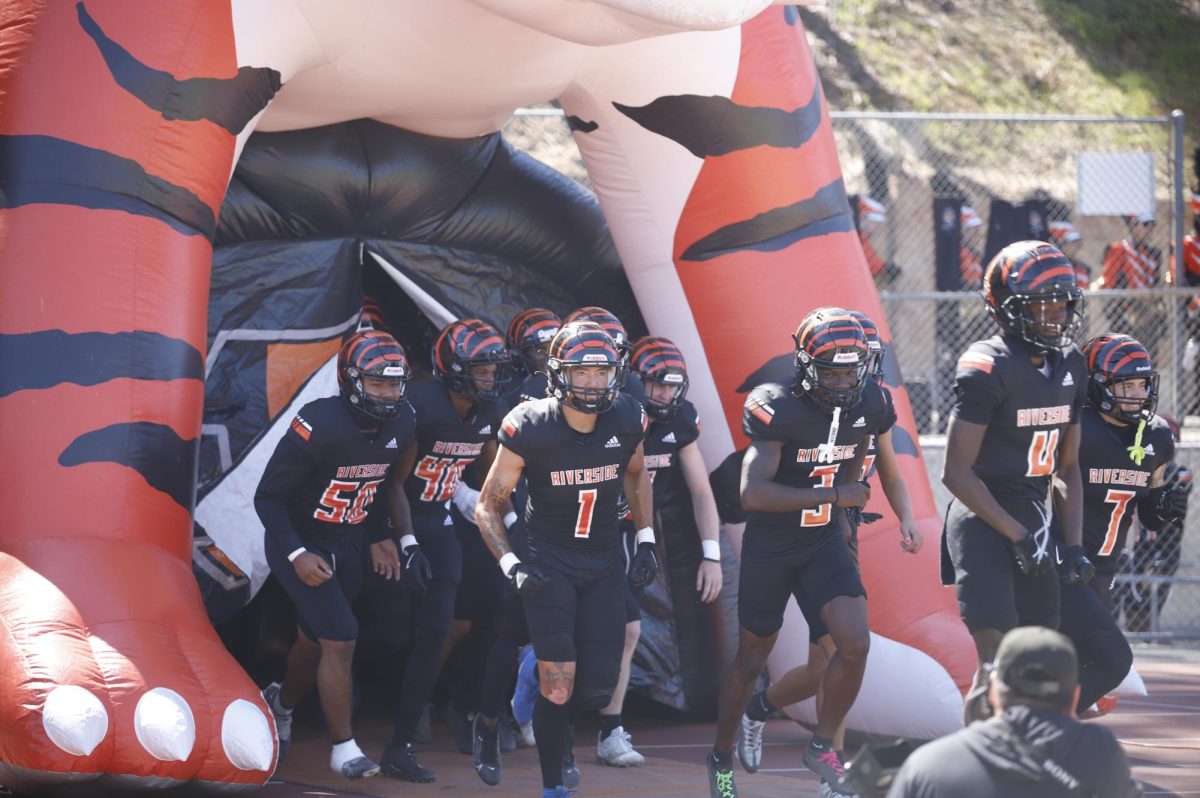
[330,738,365,770]
[598,713,622,741]
[745,689,774,722]
[270,689,293,716]
[534,695,572,788]
[809,734,833,752]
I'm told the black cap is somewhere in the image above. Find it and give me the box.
[993,627,1078,704]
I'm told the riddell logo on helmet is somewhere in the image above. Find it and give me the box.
[582,353,610,362]
[832,351,861,363]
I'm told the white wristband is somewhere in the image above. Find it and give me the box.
[701,539,721,561]
[503,511,518,530]
[499,552,521,576]
[287,547,307,563]
[635,526,655,546]
[399,534,418,551]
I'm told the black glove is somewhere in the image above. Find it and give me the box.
[1153,483,1190,524]
[1058,544,1096,586]
[507,561,548,598]
[401,542,433,594]
[1013,532,1053,577]
[629,542,659,590]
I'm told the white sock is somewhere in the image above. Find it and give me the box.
[330,739,366,771]
[269,691,293,717]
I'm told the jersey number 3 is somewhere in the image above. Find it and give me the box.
[1025,429,1059,477]
[802,465,840,527]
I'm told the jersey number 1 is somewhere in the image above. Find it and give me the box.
[1025,429,1060,477]
[575,488,597,538]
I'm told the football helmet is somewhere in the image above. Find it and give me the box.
[337,330,411,419]
[630,336,689,420]
[506,308,562,375]
[846,310,885,385]
[983,240,1084,351]
[546,321,622,414]
[792,307,871,412]
[432,319,512,400]
[1081,333,1158,423]
[564,306,630,357]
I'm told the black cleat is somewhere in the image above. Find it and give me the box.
[381,742,436,783]
[339,755,380,780]
[707,750,738,798]
[452,710,475,755]
[472,714,502,786]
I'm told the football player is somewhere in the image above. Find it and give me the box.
[735,310,921,784]
[709,308,888,798]
[375,319,512,782]
[257,330,417,779]
[941,240,1090,724]
[1053,334,1182,713]
[476,321,656,798]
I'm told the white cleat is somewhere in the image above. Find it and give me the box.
[736,713,765,773]
[221,699,275,771]
[597,726,645,767]
[134,688,196,762]
[42,685,109,757]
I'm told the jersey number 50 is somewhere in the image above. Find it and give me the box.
[314,479,383,524]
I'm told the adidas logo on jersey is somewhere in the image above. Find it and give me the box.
[385,438,398,449]
[852,417,866,428]
[662,431,677,443]
[478,424,492,435]
[1062,372,1074,387]
[1144,443,1156,457]
[604,436,621,449]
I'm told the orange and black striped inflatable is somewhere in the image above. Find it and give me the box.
[1,2,972,789]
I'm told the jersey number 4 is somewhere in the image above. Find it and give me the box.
[1025,429,1059,477]
[1099,489,1137,557]
[314,479,383,524]
[802,464,840,527]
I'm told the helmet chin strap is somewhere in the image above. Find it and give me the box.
[817,406,842,464]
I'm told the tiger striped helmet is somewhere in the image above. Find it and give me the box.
[432,319,511,400]
[984,240,1084,352]
[846,310,885,385]
[506,308,562,375]
[1082,333,1158,423]
[792,307,870,411]
[546,321,622,413]
[630,336,689,420]
[337,330,411,419]
[563,306,630,356]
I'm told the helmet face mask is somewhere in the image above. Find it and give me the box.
[433,319,512,401]
[793,308,871,412]
[630,336,689,420]
[1083,334,1159,424]
[546,321,623,414]
[985,240,1085,352]
[338,331,412,420]
[564,306,631,384]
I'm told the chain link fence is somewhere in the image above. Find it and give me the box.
[504,108,1200,638]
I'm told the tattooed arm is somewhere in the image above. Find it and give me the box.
[475,442,526,562]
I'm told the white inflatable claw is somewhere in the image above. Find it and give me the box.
[42,685,109,757]
[220,699,274,772]
[134,689,196,763]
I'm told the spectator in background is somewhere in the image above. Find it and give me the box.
[1099,214,1164,356]
[1176,193,1200,414]
[959,205,985,289]
[856,196,902,288]
[1048,220,1092,289]
[886,627,1142,798]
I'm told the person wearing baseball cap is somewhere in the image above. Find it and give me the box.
[887,627,1141,798]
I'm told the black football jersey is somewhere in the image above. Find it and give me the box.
[741,379,891,556]
[255,396,417,554]
[403,377,506,521]
[952,334,1087,504]
[644,399,702,511]
[861,386,898,481]
[505,371,550,407]
[499,393,646,552]
[1051,408,1174,574]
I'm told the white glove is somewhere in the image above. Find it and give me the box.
[452,482,481,520]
